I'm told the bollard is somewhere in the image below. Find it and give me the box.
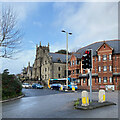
[72,86,75,91]
[48,85,50,88]
[98,89,105,103]
[48,79,50,88]
[60,85,63,91]
[81,91,89,106]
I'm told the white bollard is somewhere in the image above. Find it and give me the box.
[72,86,75,91]
[81,91,89,106]
[98,89,105,103]
[60,85,63,91]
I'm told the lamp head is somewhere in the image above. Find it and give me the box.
[61,30,66,33]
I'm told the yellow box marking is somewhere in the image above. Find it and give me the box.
[82,97,86,104]
[103,95,105,101]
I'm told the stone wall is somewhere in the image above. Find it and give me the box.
[52,63,66,79]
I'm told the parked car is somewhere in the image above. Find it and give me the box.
[32,83,44,89]
[22,83,31,89]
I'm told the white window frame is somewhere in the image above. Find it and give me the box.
[73,61,74,65]
[103,66,107,72]
[98,66,101,72]
[109,54,112,60]
[83,78,86,83]
[98,77,101,83]
[98,55,101,61]
[109,77,112,83]
[103,77,107,83]
[103,55,107,61]
[77,79,80,83]
[109,66,112,71]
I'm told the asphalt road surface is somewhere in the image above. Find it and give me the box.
[2,89,119,118]
[22,88,66,97]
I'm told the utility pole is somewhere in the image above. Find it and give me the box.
[66,32,68,89]
[61,30,72,89]
[89,68,92,102]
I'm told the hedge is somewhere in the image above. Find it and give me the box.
[2,69,22,100]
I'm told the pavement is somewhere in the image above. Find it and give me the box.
[75,100,116,110]
[0,95,25,103]
[2,88,119,118]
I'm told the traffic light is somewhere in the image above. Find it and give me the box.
[82,50,92,69]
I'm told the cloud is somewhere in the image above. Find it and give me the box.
[1,49,36,74]
[50,42,66,52]
[53,2,118,50]
[2,3,39,23]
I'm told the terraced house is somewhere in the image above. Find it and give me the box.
[68,40,120,90]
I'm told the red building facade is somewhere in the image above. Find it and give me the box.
[68,40,120,90]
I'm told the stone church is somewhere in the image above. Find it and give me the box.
[31,42,70,85]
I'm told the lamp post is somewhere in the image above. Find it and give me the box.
[61,30,72,89]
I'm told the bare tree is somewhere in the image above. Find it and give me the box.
[0,6,23,58]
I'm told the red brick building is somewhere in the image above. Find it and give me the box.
[68,40,120,90]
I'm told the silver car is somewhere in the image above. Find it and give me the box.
[22,83,31,89]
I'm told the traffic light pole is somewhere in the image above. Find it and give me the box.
[66,32,68,89]
[88,49,93,103]
[82,49,93,102]
[89,68,92,103]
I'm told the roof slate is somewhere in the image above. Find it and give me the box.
[76,40,120,58]
[48,53,71,63]
[73,53,81,58]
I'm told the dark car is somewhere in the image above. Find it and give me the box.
[50,84,61,90]
[32,83,44,89]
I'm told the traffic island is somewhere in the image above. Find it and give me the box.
[74,99,116,110]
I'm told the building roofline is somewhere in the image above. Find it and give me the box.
[76,39,119,52]
[96,41,114,52]
[49,52,71,56]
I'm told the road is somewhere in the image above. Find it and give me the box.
[2,88,119,118]
[22,88,66,97]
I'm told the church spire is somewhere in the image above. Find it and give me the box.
[40,41,41,46]
[28,61,30,67]
[48,42,49,47]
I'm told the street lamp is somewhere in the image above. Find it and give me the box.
[61,30,72,89]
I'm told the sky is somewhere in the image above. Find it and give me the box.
[0,2,118,74]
